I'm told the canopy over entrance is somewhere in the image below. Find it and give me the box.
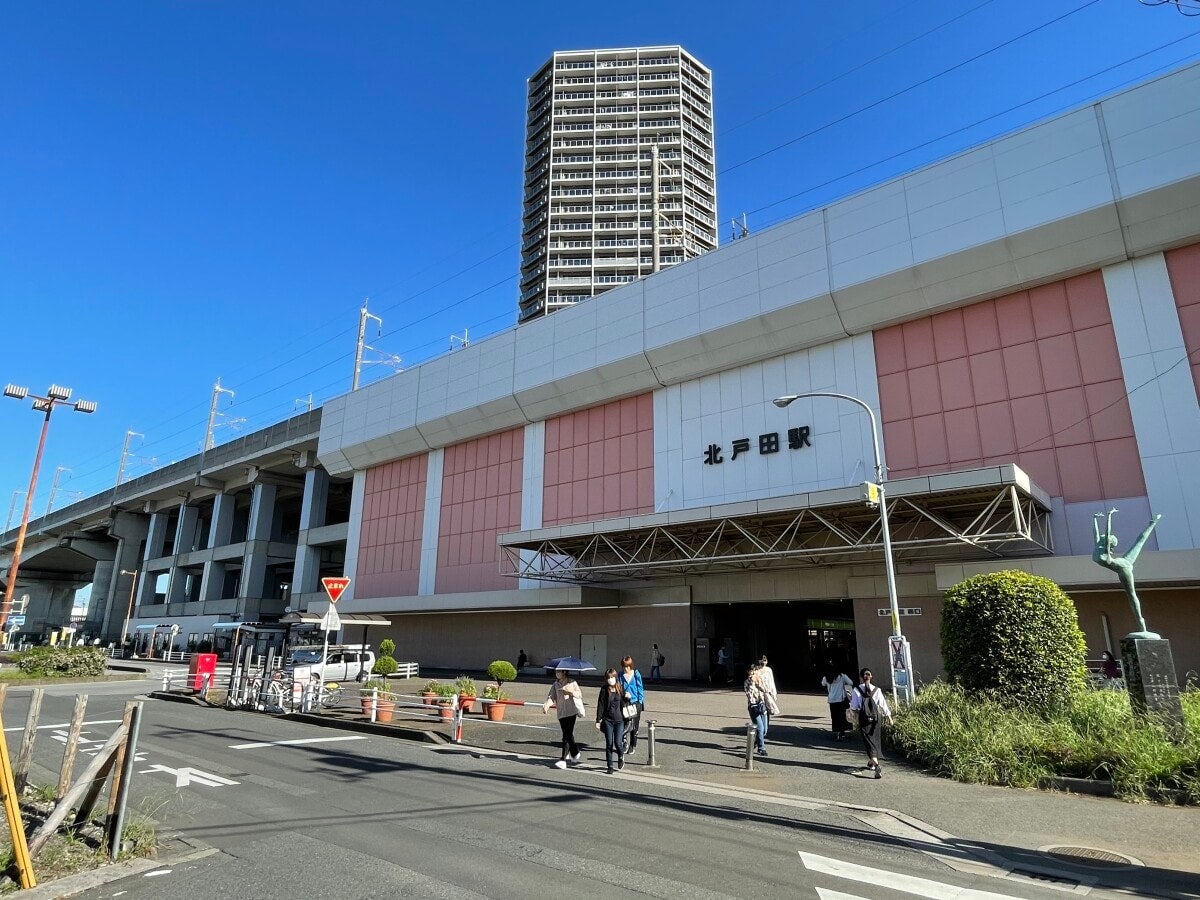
[500,465,1052,583]
[277,612,391,627]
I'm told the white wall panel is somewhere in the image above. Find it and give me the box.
[655,333,880,510]
[417,449,444,596]
[1104,254,1200,549]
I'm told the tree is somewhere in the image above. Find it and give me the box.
[941,570,1087,707]
[487,659,517,689]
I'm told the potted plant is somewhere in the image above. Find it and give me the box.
[434,682,457,720]
[373,639,399,681]
[486,659,517,691]
[455,675,477,714]
[483,683,512,721]
[360,677,386,717]
[421,679,440,706]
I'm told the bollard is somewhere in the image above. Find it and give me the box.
[199,672,210,700]
[161,671,169,691]
[745,723,756,771]
[453,703,463,744]
[647,719,657,767]
[369,686,378,723]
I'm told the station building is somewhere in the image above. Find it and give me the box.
[6,63,1200,688]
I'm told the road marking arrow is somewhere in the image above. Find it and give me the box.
[139,765,239,788]
[799,852,1021,900]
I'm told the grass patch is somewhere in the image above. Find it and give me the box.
[889,681,1200,803]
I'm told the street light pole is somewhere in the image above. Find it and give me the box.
[0,384,97,633]
[773,391,907,704]
[119,569,138,646]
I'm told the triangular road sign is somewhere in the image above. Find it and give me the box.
[321,576,351,604]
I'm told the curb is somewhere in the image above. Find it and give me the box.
[19,836,218,899]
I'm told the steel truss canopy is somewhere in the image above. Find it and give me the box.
[500,465,1053,583]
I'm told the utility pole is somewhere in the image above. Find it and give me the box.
[352,301,383,391]
[115,430,144,487]
[44,466,71,516]
[651,144,662,274]
[204,379,235,451]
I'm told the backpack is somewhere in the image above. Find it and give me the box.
[857,685,879,725]
[657,652,665,666]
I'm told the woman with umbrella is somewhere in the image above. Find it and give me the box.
[542,659,589,769]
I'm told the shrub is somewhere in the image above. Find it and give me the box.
[455,675,477,696]
[890,681,1200,803]
[483,684,510,701]
[372,655,398,677]
[941,570,1087,708]
[422,679,440,693]
[433,683,457,701]
[487,660,517,687]
[17,646,106,678]
[378,638,396,657]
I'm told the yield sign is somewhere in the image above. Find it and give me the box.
[321,576,351,603]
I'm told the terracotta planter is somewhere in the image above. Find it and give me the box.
[360,697,376,717]
[422,691,437,706]
[459,696,475,714]
[438,702,454,720]
[485,701,507,721]
[376,699,396,723]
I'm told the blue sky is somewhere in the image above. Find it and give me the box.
[2,0,1199,521]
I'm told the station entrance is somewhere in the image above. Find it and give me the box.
[705,600,857,690]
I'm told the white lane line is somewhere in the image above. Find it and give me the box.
[799,852,1022,900]
[228,735,368,750]
[4,718,123,733]
[816,889,870,900]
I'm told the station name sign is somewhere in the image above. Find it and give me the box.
[702,426,811,466]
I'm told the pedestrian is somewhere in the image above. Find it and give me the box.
[744,664,769,756]
[542,667,585,769]
[1100,650,1121,681]
[820,665,855,740]
[757,655,780,737]
[649,642,663,682]
[618,655,645,754]
[716,644,730,684]
[594,667,629,773]
[517,649,528,671]
[848,668,893,778]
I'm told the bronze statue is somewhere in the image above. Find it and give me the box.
[1093,508,1162,638]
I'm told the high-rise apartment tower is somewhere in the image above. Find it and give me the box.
[518,46,717,323]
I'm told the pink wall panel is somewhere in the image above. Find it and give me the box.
[435,428,524,594]
[1165,242,1200,400]
[875,271,1147,503]
[543,393,655,526]
[357,454,427,599]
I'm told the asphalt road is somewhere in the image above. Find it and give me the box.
[3,679,1089,900]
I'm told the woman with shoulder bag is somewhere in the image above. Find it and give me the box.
[542,668,585,769]
[618,656,644,755]
[594,667,629,773]
[821,666,855,740]
[744,664,769,757]
[847,668,894,778]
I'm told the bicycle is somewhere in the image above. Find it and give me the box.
[316,680,344,709]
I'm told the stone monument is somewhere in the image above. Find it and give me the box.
[1092,509,1184,739]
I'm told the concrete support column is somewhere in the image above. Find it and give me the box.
[299,468,329,531]
[98,511,149,640]
[199,561,226,603]
[343,470,367,603]
[145,511,170,561]
[86,560,116,636]
[239,482,277,602]
[208,492,235,549]
[175,503,200,554]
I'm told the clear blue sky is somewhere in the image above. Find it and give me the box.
[2,0,1198,520]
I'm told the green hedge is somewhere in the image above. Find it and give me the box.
[890,681,1200,803]
[16,646,107,678]
[941,570,1087,708]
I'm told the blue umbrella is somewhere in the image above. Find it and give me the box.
[543,656,596,672]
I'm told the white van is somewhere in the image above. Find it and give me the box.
[286,645,376,682]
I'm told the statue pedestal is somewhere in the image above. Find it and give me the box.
[1120,637,1185,741]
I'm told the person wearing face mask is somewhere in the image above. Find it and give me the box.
[618,656,645,756]
[848,667,893,778]
[594,667,629,773]
[542,668,584,769]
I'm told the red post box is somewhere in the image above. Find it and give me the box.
[188,653,218,692]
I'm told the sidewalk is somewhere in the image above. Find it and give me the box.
[146,664,1200,895]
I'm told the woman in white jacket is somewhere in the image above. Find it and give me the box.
[542,668,585,769]
[848,668,894,778]
[820,666,855,740]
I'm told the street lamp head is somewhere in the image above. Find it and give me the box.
[3,384,28,401]
[46,385,73,402]
[120,569,137,576]
[73,399,97,414]
[772,395,799,408]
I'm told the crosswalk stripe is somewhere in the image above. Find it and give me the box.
[816,889,871,900]
[800,852,1022,900]
[228,735,368,750]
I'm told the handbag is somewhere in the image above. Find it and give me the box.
[748,701,766,718]
[621,702,638,720]
[845,705,859,727]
